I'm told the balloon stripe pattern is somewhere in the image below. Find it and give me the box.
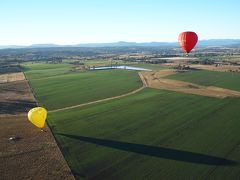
[178,31,198,54]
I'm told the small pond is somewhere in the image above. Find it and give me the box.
[90,65,151,71]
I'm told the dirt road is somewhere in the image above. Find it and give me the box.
[50,68,240,113]
[140,71,240,98]
[50,83,146,113]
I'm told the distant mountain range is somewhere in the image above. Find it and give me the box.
[1,39,240,49]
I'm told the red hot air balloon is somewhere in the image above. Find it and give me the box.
[178,31,198,54]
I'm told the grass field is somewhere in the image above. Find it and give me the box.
[48,88,240,179]
[22,62,74,80]
[83,60,167,71]
[166,70,240,91]
[24,63,142,110]
[24,62,240,179]
[84,59,125,66]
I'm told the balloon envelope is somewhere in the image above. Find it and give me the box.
[28,107,47,129]
[178,31,198,53]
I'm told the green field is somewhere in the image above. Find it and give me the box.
[166,70,240,91]
[84,59,125,66]
[25,62,240,179]
[83,60,167,71]
[23,63,142,110]
[48,89,240,179]
[22,62,74,80]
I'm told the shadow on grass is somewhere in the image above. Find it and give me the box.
[58,133,238,166]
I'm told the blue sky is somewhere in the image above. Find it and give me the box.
[1,0,240,45]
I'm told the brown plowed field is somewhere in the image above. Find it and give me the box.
[0,71,74,180]
[0,72,25,83]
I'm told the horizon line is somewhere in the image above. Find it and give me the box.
[1,38,240,47]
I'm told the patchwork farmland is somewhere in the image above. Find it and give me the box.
[22,62,240,179]
[2,1,240,179]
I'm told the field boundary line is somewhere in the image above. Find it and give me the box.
[22,71,39,106]
[49,86,145,113]
[49,73,146,113]
[139,71,240,98]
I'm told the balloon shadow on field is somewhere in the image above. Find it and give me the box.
[58,133,238,166]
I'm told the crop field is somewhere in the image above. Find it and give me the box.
[22,62,74,80]
[48,88,240,179]
[23,62,240,179]
[166,70,240,91]
[23,63,142,110]
[80,60,166,71]
[84,60,125,66]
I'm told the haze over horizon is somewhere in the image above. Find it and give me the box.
[1,0,240,45]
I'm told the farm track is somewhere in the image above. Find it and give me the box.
[50,72,146,113]
[140,71,240,98]
[26,67,240,179]
[49,69,240,113]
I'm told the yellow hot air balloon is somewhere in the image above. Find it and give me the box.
[28,107,47,129]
